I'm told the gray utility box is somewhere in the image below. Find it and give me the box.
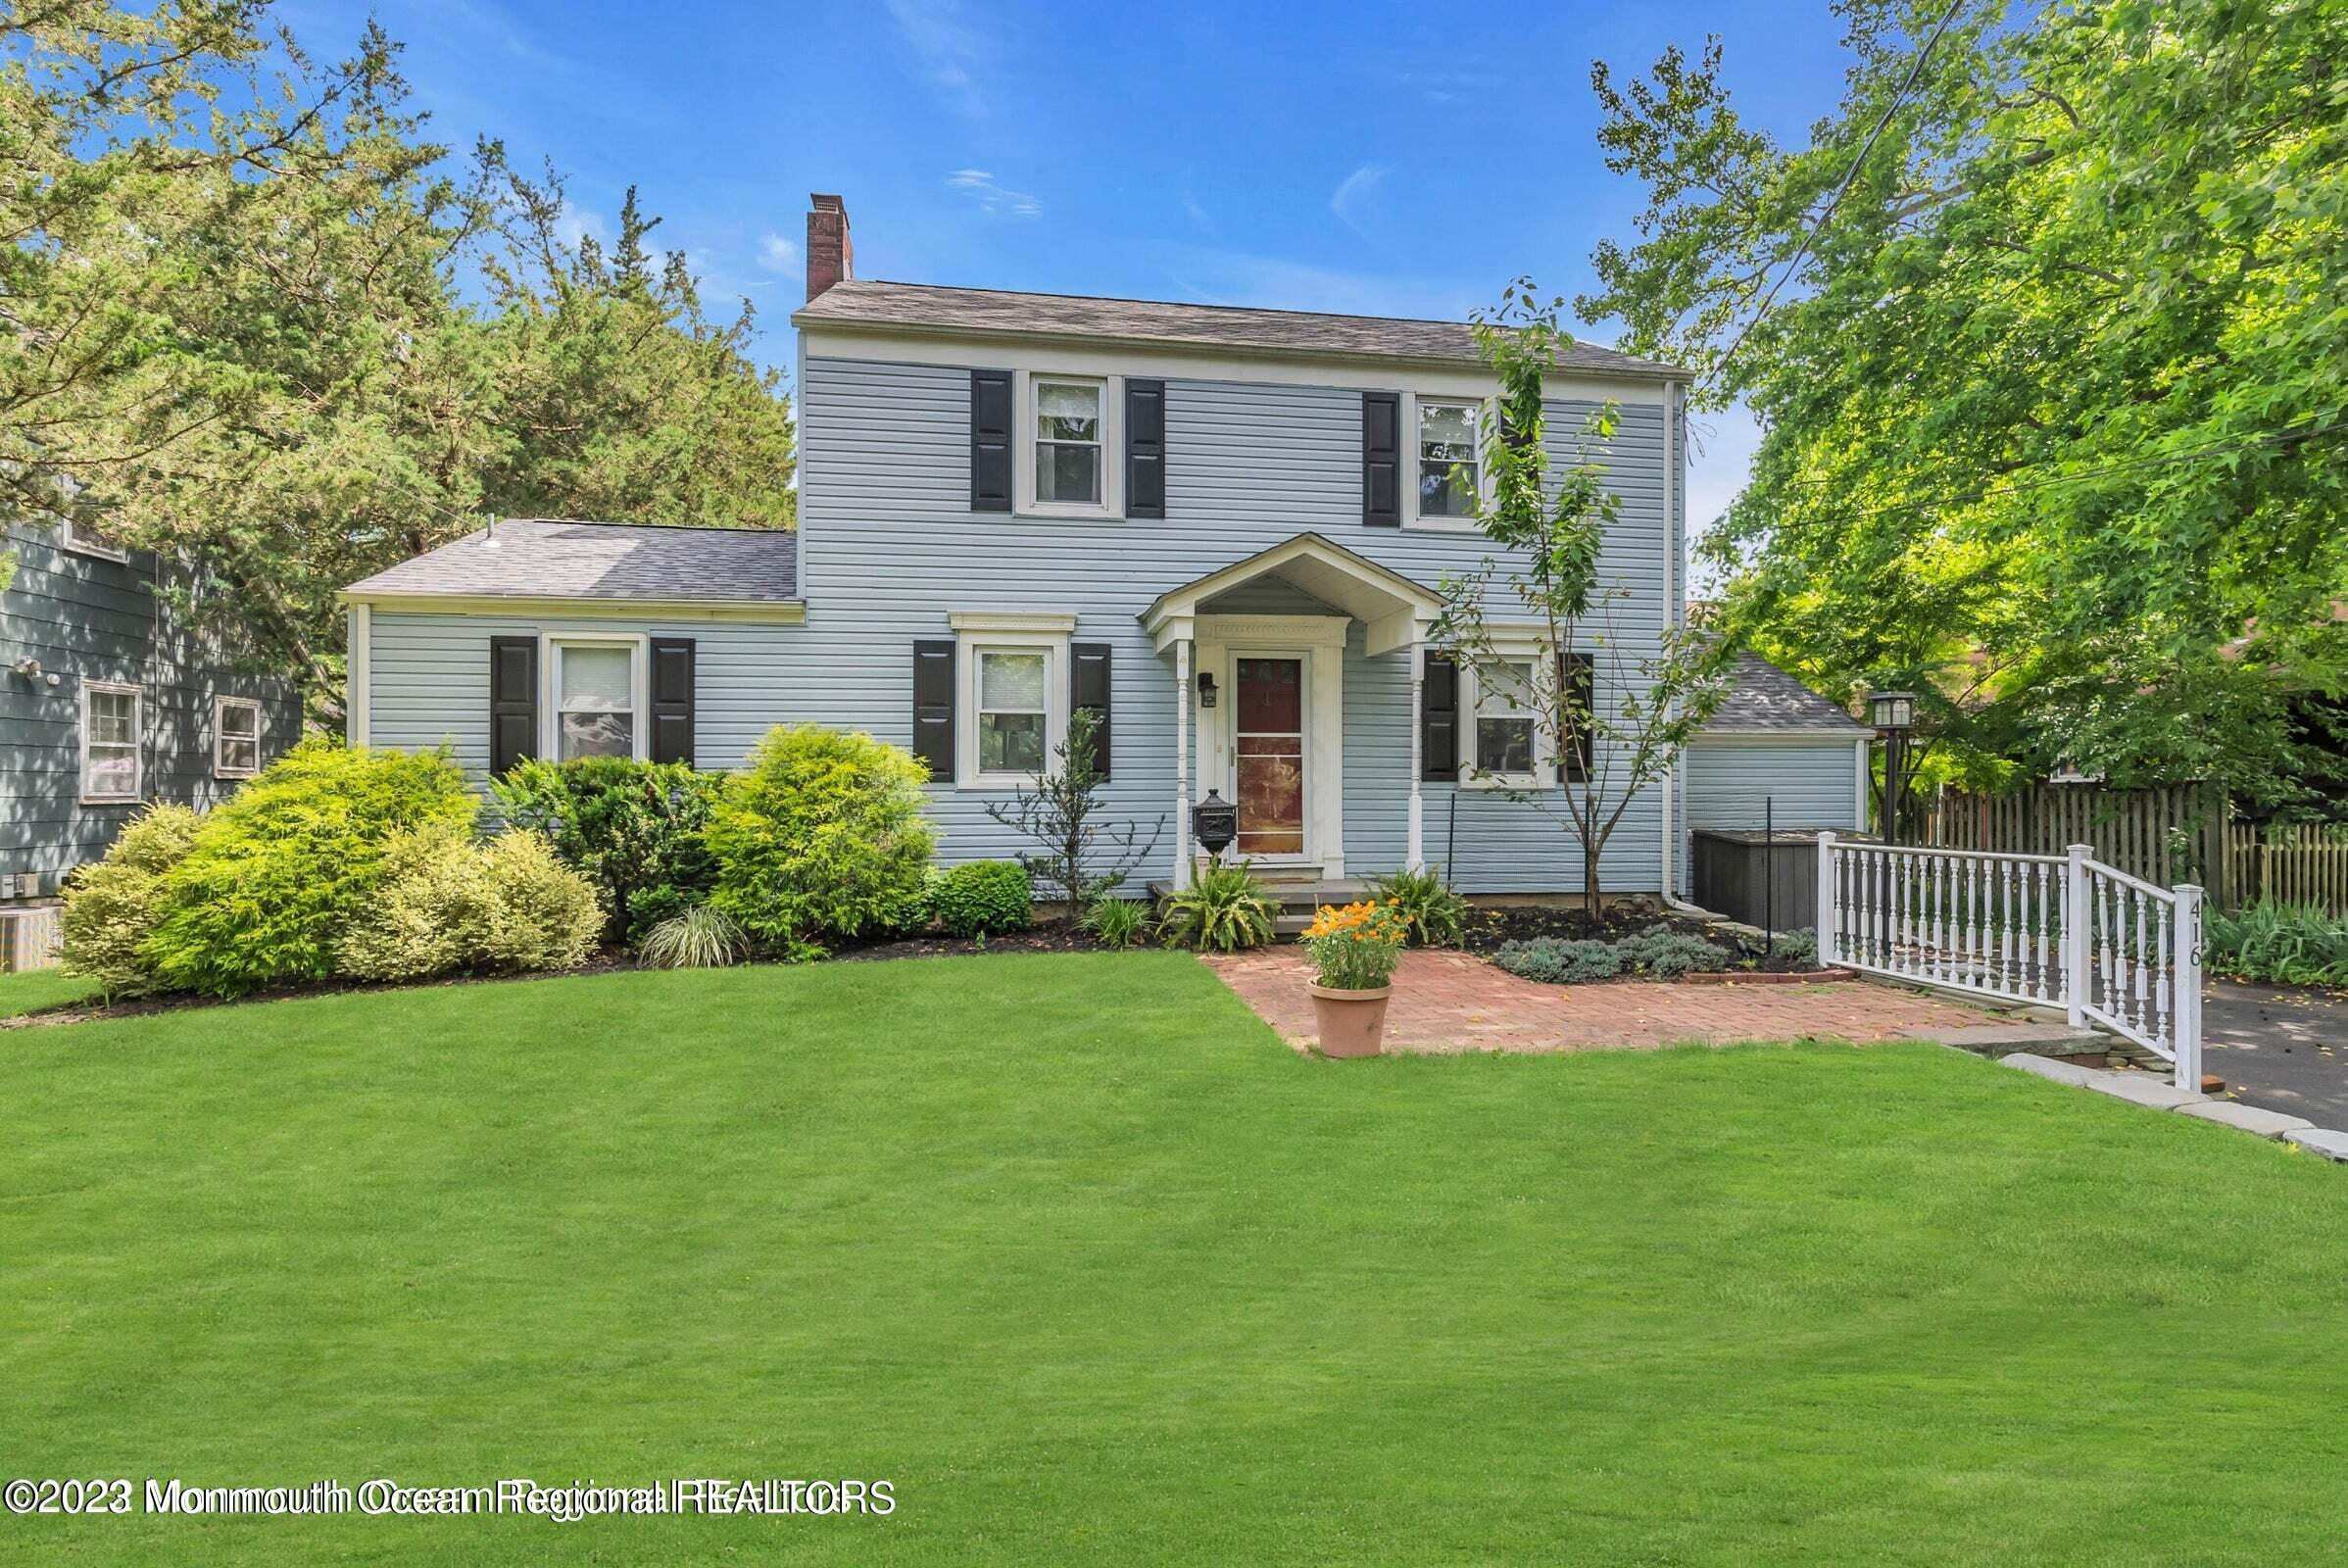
[1689,828,1869,933]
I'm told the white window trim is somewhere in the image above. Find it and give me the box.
[214,695,264,779]
[538,631,650,762]
[1457,638,1558,790]
[78,679,144,805]
[61,519,129,563]
[1402,391,1497,533]
[1013,369,1124,519]
[949,612,1075,789]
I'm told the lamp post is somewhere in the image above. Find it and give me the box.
[1869,691,1916,845]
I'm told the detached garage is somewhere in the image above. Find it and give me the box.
[1681,654,1872,916]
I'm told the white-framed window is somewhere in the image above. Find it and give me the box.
[79,680,143,804]
[1013,372,1122,517]
[1035,378,1103,506]
[949,612,1074,787]
[1456,649,1557,789]
[1417,398,1482,519]
[542,634,648,761]
[62,518,129,562]
[214,695,263,778]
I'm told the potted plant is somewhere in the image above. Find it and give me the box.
[1300,898,1410,1058]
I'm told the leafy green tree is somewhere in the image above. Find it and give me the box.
[1431,283,1732,911]
[1581,0,2347,808]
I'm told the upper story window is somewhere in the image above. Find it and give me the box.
[215,696,262,778]
[1035,379,1103,506]
[62,518,129,562]
[1417,399,1481,519]
[80,681,143,804]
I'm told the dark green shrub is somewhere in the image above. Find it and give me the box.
[1494,937,1622,983]
[2207,900,2348,985]
[932,859,1033,937]
[57,804,202,1001]
[142,741,476,996]
[1618,924,1731,979]
[1158,862,1279,953]
[491,756,721,940]
[1368,864,1468,948]
[705,724,937,960]
[1081,897,1150,950]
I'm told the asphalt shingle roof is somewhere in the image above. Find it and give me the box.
[343,519,799,603]
[793,280,1688,379]
[1706,652,1871,735]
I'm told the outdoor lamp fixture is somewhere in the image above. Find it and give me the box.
[1869,690,1918,845]
[1193,790,1238,864]
[1196,671,1218,709]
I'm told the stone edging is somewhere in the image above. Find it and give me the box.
[1680,967,1856,987]
[2000,1054,2348,1162]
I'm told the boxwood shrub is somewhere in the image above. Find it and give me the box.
[931,860,1033,938]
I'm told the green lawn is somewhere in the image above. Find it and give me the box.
[0,964,100,1019]
[4,952,2344,1564]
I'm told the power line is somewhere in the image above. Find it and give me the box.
[1701,0,1968,388]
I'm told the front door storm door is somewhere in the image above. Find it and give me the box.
[1234,656,1306,858]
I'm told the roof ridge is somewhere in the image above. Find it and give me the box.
[845,277,1506,336]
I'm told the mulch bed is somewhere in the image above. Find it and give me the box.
[833,920,1116,962]
[1460,905,1838,979]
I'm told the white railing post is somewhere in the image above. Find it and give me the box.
[1816,830,1838,966]
[2174,883,2204,1090]
[2065,842,2090,1027]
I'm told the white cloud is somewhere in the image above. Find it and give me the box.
[758,232,801,273]
[1328,163,1391,244]
[886,0,989,117]
[555,207,609,251]
[1179,190,1214,236]
[946,169,1041,219]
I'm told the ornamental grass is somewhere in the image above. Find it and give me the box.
[1300,899,1410,991]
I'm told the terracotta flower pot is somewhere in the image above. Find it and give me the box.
[1308,982,1393,1058]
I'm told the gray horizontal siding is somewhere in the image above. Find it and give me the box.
[1683,740,1863,897]
[1,524,301,888]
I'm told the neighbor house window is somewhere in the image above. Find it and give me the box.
[80,681,142,803]
[1034,379,1102,505]
[976,648,1049,775]
[214,696,262,778]
[62,519,128,562]
[1418,399,1481,518]
[1474,659,1539,778]
[550,638,643,760]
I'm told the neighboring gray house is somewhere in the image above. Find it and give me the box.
[1,518,300,966]
[341,194,1867,905]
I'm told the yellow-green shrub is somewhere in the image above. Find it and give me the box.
[56,805,202,1001]
[473,829,603,972]
[338,823,602,982]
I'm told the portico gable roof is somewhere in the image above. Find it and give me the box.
[1140,533,1442,657]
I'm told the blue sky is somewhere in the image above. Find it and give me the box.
[286,0,1854,541]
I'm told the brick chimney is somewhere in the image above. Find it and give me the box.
[806,194,852,302]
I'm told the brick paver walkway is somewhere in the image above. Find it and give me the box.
[1205,947,2003,1054]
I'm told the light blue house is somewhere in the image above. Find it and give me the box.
[341,195,1864,905]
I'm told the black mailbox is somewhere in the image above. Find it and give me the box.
[1193,790,1238,860]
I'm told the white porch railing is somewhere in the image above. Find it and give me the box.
[1818,833,2202,1088]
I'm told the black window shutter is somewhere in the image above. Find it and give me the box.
[489,636,539,777]
[1362,391,1401,526]
[1422,654,1457,779]
[650,637,695,764]
[971,369,1013,512]
[1071,641,1112,779]
[1125,379,1165,518]
[912,640,956,780]
[1557,651,1595,782]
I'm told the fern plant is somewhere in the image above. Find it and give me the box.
[1367,864,1468,948]
[1157,862,1279,953]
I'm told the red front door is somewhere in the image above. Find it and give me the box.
[1235,657,1305,858]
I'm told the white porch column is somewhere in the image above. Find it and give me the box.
[1407,638,1425,869]
[1174,637,1193,891]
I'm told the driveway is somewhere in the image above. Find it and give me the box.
[2201,980,2348,1125]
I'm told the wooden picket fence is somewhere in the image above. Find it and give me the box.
[1922,783,2212,892]
[1914,781,2348,914]
[2227,822,2348,913]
